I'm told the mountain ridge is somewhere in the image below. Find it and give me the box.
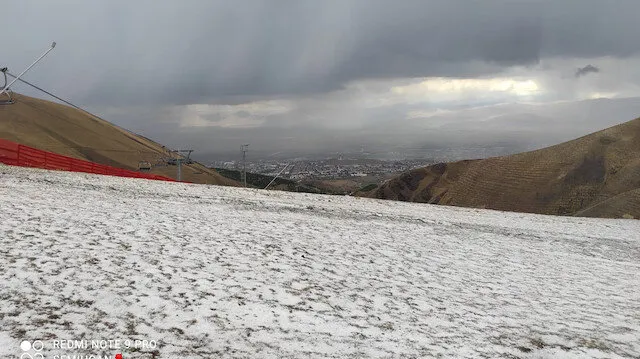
[365,117,640,218]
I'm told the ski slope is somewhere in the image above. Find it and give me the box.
[1,165,639,358]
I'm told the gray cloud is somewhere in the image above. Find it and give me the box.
[4,0,640,107]
[6,1,640,161]
[576,65,600,77]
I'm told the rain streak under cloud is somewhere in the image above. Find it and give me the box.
[5,0,640,159]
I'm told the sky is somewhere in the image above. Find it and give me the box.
[4,0,640,161]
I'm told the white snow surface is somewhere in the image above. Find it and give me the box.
[0,166,639,358]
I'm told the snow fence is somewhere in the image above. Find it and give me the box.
[0,138,175,182]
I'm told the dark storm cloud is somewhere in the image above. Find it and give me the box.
[575,65,600,78]
[3,0,640,106]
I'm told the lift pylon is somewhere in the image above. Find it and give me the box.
[1,42,57,105]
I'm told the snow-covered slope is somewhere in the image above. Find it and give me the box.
[1,166,639,359]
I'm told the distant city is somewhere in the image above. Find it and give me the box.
[210,144,524,181]
[212,158,433,180]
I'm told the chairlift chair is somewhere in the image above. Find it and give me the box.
[138,161,152,172]
[0,68,14,105]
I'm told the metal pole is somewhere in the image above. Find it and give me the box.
[0,42,56,97]
[172,149,193,182]
[177,158,182,181]
[241,144,249,187]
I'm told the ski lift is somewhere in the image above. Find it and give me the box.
[0,42,56,105]
[184,151,194,164]
[179,150,194,164]
[138,161,152,172]
[0,68,14,105]
[166,150,194,165]
[166,149,194,181]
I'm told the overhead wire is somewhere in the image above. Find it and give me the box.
[6,72,88,115]
[4,73,209,174]
[5,72,162,148]
[5,78,176,157]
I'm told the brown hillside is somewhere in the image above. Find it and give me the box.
[0,93,238,185]
[368,118,640,219]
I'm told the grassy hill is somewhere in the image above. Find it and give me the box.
[0,93,238,185]
[364,117,640,219]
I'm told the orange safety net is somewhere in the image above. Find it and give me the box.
[0,138,176,182]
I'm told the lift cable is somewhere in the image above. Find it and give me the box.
[6,72,93,117]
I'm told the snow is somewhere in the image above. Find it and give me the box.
[0,165,639,359]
